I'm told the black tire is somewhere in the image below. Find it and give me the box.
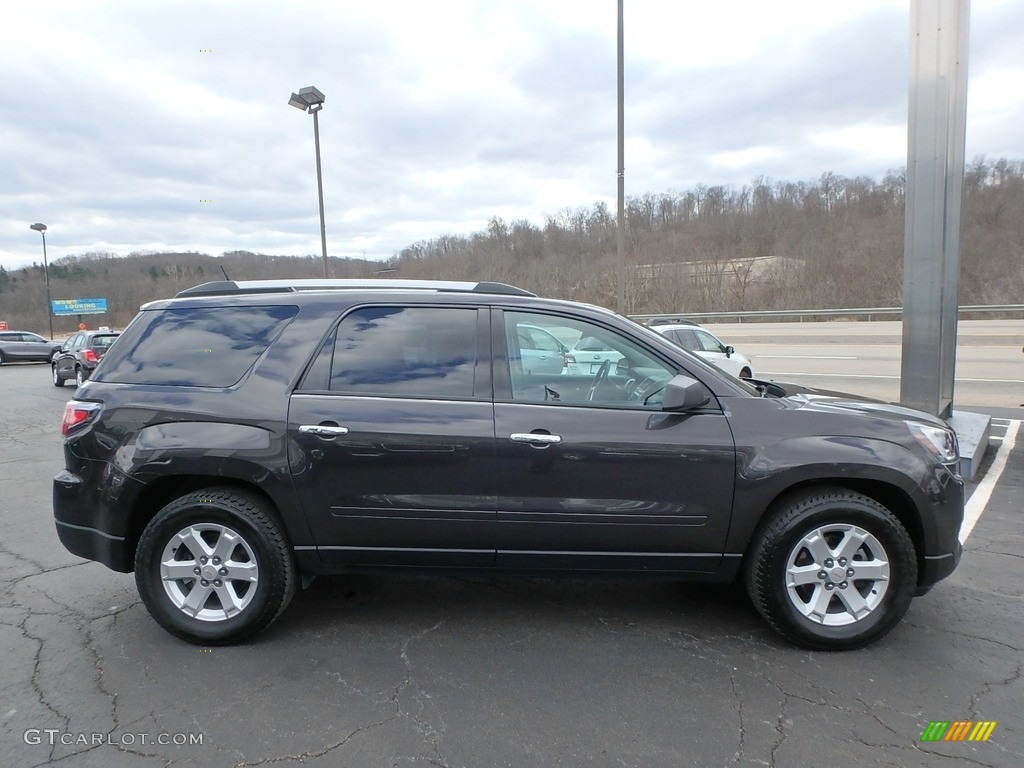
[52,364,66,387]
[740,367,752,379]
[75,367,86,387]
[135,488,297,645]
[745,488,917,651]
[0,351,5,365]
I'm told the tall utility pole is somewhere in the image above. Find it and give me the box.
[616,0,625,315]
[30,223,55,339]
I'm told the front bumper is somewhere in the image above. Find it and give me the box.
[916,541,962,596]
[915,468,965,594]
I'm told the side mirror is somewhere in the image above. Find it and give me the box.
[724,345,735,357]
[662,374,712,411]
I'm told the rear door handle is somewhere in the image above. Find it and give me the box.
[509,433,562,446]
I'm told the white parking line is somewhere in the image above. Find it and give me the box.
[960,419,1019,544]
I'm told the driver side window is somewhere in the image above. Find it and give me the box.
[502,311,674,408]
[695,329,726,353]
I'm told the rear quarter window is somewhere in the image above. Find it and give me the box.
[97,305,298,386]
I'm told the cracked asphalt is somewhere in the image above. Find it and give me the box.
[1,362,1021,768]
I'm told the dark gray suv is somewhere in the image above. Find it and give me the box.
[51,329,121,387]
[53,279,964,649]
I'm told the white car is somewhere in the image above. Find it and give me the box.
[651,322,754,378]
[515,323,569,375]
[564,335,625,377]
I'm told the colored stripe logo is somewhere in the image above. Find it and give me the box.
[921,721,997,742]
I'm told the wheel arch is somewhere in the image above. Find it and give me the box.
[742,478,926,585]
[126,476,287,569]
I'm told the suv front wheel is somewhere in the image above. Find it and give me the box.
[745,488,917,651]
[135,488,297,645]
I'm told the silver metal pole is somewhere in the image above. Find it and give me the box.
[900,0,970,417]
[616,0,625,315]
[312,108,329,279]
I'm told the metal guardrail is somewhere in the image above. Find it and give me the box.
[631,304,1024,324]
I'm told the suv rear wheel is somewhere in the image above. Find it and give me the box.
[135,488,297,645]
[745,488,917,651]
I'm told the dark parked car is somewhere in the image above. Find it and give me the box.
[52,330,121,387]
[53,279,964,650]
[0,330,62,364]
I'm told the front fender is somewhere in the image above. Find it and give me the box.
[725,434,959,557]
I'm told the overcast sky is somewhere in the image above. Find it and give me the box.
[1,0,1022,271]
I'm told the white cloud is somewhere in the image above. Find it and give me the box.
[0,0,1021,271]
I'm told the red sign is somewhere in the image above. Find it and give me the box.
[0,321,8,331]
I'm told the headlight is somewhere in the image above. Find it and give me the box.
[906,422,959,464]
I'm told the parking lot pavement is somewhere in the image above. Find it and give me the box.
[1,363,1021,768]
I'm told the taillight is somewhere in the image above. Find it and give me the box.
[62,401,101,436]
[83,349,98,363]
[563,354,576,369]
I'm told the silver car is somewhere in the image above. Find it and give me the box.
[0,330,62,365]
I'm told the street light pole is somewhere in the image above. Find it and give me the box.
[30,223,55,340]
[312,107,328,279]
[288,86,329,278]
[616,0,626,315]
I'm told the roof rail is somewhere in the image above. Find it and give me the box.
[175,279,535,298]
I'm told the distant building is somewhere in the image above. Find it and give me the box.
[633,255,800,282]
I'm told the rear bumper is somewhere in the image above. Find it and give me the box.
[54,518,133,572]
[53,468,135,572]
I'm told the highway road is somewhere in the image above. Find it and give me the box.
[703,318,1024,411]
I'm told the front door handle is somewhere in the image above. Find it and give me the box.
[509,432,562,447]
[299,424,350,438]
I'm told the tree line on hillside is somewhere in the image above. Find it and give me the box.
[1,158,1021,336]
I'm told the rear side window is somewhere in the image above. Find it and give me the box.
[98,305,298,386]
[301,306,479,399]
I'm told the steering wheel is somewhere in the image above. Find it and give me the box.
[627,376,652,401]
[586,359,612,401]
[627,376,668,406]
